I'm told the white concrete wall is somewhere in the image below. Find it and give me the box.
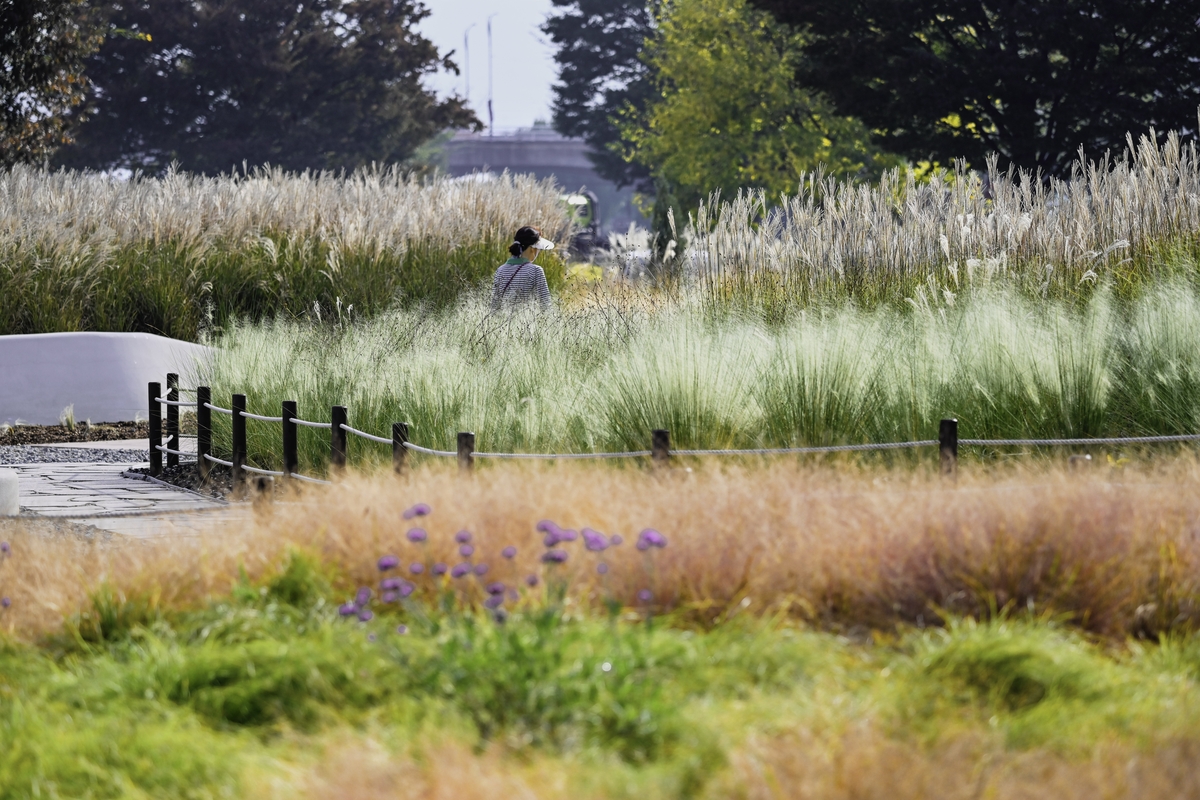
[0,332,212,425]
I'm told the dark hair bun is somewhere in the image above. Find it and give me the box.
[509,226,541,257]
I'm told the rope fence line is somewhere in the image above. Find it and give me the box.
[147,380,1200,492]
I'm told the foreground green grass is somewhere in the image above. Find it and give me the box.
[3,555,1199,799]
[207,279,1200,471]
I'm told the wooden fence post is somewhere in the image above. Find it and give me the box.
[330,406,348,472]
[197,386,211,483]
[166,373,179,469]
[232,394,246,487]
[148,382,162,477]
[939,418,958,477]
[282,400,298,480]
[458,431,475,472]
[393,422,408,474]
[652,429,670,468]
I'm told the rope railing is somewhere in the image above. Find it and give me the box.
[147,380,1200,494]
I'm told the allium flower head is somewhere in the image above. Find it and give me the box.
[582,528,608,552]
[610,534,623,546]
[380,577,404,591]
[543,531,560,547]
[525,574,539,587]
[377,555,400,571]
[410,562,425,575]
[451,563,471,579]
[536,520,560,534]
[396,624,409,635]
[367,633,377,642]
[0,541,9,554]
[355,587,372,605]
[402,503,432,520]
[406,528,428,543]
[637,529,667,549]
[484,594,504,609]
[459,544,475,557]
[486,581,506,596]
[597,563,609,575]
[339,602,358,616]
[432,562,448,576]
[473,563,489,576]
[455,530,472,544]
[358,608,374,622]
[0,597,9,609]
[501,546,517,559]
[559,529,578,542]
[398,580,416,598]
[382,591,398,603]
[637,589,654,603]
[542,549,569,564]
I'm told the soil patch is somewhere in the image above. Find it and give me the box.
[0,421,148,446]
[129,463,232,500]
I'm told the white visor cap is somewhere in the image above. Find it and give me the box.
[532,236,556,250]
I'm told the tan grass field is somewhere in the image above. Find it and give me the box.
[5,457,1199,641]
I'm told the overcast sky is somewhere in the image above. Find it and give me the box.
[417,0,559,131]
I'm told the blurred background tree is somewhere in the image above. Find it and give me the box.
[620,0,900,214]
[53,0,479,174]
[749,0,1200,177]
[0,0,104,168]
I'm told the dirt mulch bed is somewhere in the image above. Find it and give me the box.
[128,463,232,500]
[0,421,149,446]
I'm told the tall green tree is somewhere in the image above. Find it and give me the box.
[750,0,1200,176]
[56,0,479,174]
[622,0,899,213]
[0,0,103,167]
[543,0,657,190]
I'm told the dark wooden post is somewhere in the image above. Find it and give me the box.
[166,373,179,468]
[282,400,298,480]
[393,422,408,474]
[232,393,246,487]
[197,386,211,483]
[939,418,958,477]
[148,382,162,477]
[457,431,475,472]
[330,406,348,472]
[652,429,670,468]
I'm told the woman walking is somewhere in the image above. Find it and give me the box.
[491,226,555,310]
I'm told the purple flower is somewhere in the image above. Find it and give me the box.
[455,530,472,544]
[406,528,428,543]
[355,587,372,605]
[358,608,374,622]
[403,503,431,520]
[486,581,506,596]
[367,632,377,642]
[543,532,560,547]
[506,588,519,601]
[432,562,448,576]
[339,602,358,616]
[638,529,668,549]
[459,544,475,558]
[559,529,578,542]
[525,574,539,587]
[397,580,416,598]
[473,563,489,576]
[0,541,9,554]
[396,624,409,635]
[501,546,517,559]
[410,562,424,575]
[597,563,609,575]
[536,520,560,534]
[484,594,504,609]
[610,534,623,546]
[0,597,9,608]
[582,528,608,552]
[382,591,398,603]
[542,549,569,564]
[377,555,400,571]
[637,589,654,603]
[451,563,471,579]
[380,577,404,591]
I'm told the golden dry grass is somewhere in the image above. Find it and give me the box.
[4,457,1199,641]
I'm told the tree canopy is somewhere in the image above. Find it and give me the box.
[622,0,900,213]
[543,0,657,190]
[750,0,1200,176]
[55,0,478,174]
[0,0,103,168]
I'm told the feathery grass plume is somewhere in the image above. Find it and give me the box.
[0,165,572,339]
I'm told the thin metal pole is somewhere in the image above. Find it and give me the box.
[197,386,211,483]
[282,400,298,480]
[939,418,958,477]
[458,431,475,472]
[232,394,246,487]
[330,406,348,472]
[166,373,179,469]
[148,382,162,477]
[393,422,408,475]
[652,429,670,468]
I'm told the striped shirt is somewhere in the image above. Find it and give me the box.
[490,257,551,309]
